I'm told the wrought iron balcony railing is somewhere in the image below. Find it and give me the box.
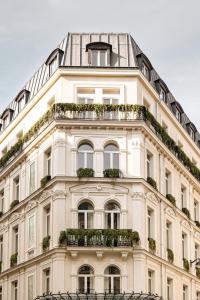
[59,229,140,248]
[34,292,163,300]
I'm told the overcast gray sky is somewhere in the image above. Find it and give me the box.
[0,0,200,128]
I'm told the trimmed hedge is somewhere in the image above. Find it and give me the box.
[41,175,51,188]
[148,237,156,252]
[77,168,94,178]
[42,236,50,251]
[10,200,19,210]
[183,258,190,272]
[103,168,121,178]
[195,221,200,228]
[196,268,200,279]
[182,207,191,219]
[166,194,176,206]
[147,177,157,190]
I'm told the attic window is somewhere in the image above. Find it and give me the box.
[45,48,64,77]
[15,89,30,113]
[1,108,14,130]
[186,123,196,141]
[155,79,169,103]
[142,62,150,79]
[190,128,195,141]
[175,108,182,123]
[160,87,166,101]
[136,53,153,81]
[86,42,112,67]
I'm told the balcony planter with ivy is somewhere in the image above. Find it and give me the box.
[0,211,3,218]
[148,237,156,253]
[166,194,176,206]
[183,258,189,272]
[167,248,174,263]
[147,177,157,190]
[10,253,18,267]
[196,268,200,279]
[182,207,191,219]
[42,236,50,251]
[195,221,200,228]
[103,169,121,178]
[77,168,94,178]
[59,231,67,246]
[10,200,19,210]
[0,261,2,273]
[41,175,51,188]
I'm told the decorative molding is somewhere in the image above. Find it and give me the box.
[52,190,67,200]
[181,219,191,231]
[194,231,200,240]
[25,200,38,212]
[70,183,129,195]
[9,212,21,224]
[96,251,104,259]
[0,223,9,233]
[131,192,145,201]
[165,207,176,218]
[38,190,53,203]
[146,192,160,205]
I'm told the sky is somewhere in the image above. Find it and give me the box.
[0,0,200,128]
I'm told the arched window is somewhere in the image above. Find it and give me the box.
[78,202,94,229]
[104,266,120,293]
[78,265,94,293]
[104,144,119,170]
[78,143,94,169]
[105,202,120,229]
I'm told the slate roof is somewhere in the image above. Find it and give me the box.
[1,32,199,147]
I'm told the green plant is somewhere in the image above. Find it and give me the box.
[42,236,50,251]
[59,231,67,246]
[77,168,94,178]
[0,211,3,218]
[41,175,51,188]
[10,253,18,267]
[0,261,2,272]
[183,258,189,272]
[147,177,157,190]
[195,221,200,228]
[167,248,174,263]
[10,200,19,210]
[196,268,200,279]
[166,194,176,206]
[148,238,156,252]
[182,207,191,219]
[103,168,121,178]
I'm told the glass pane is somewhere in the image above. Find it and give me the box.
[28,216,35,248]
[105,144,118,151]
[104,153,110,169]
[103,98,110,104]
[100,50,106,66]
[87,153,93,169]
[114,277,120,293]
[79,266,93,274]
[87,213,93,229]
[79,277,85,293]
[91,51,98,66]
[79,143,93,151]
[106,213,111,229]
[114,213,120,229]
[104,277,111,293]
[78,202,93,210]
[113,153,119,168]
[105,202,120,211]
[87,277,93,293]
[78,213,85,229]
[78,153,84,169]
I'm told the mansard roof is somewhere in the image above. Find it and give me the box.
[0,32,199,147]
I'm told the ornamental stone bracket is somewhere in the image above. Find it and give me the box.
[25,200,38,212]
[181,219,191,231]
[131,191,160,205]
[164,207,176,219]
[96,251,104,259]
[70,251,78,258]
[194,231,200,240]
[38,189,67,203]
[9,212,21,224]
[121,251,129,260]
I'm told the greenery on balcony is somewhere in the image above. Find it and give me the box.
[0,211,3,218]
[166,194,176,206]
[0,261,2,273]
[196,268,200,279]
[147,177,157,190]
[195,221,200,228]
[182,207,191,219]
[10,200,19,210]
[77,168,94,178]
[148,238,156,253]
[1,103,200,186]
[10,253,18,267]
[167,248,174,263]
[103,168,121,178]
[42,236,50,251]
[59,229,140,247]
[41,175,51,188]
[183,258,190,272]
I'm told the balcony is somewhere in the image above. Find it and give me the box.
[59,229,140,248]
[34,292,163,300]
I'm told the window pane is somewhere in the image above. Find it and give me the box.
[87,213,93,229]
[100,50,106,66]
[28,276,34,300]
[79,277,85,293]
[79,143,93,151]
[104,153,110,169]
[91,51,98,66]
[78,213,85,229]
[113,153,119,168]
[105,144,118,152]
[78,153,84,169]
[87,153,93,168]
[30,163,35,194]
[114,277,120,293]
[28,216,35,248]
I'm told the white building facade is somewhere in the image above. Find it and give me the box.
[0,32,200,300]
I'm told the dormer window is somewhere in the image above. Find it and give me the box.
[175,108,181,122]
[160,87,166,101]
[15,89,30,113]
[186,122,196,141]
[45,48,64,77]
[190,128,195,141]
[86,42,112,67]
[142,62,150,79]
[2,114,9,129]
[155,79,169,103]
[1,108,14,130]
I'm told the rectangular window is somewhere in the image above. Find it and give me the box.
[13,176,20,201]
[45,149,52,176]
[12,281,18,300]
[167,278,173,300]
[160,87,166,101]
[166,221,172,249]
[147,152,153,178]
[91,50,107,67]
[44,269,50,294]
[3,115,9,129]
[49,58,57,76]
[28,215,35,249]
[0,235,3,263]
[181,186,186,209]
[44,206,50,237]
[182,233,187,259]
[165,170,171,195]
[183,285,188,300]
[103,98,119,119]
[194,200,199,222]
[148,270,154,293]
[28,275,34,300]
[13,226,19,254]
[30,162,36,194]
[148,208,153,239]
[176,109,181,122]
[142,62,149,79]
[0,189,4,213]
